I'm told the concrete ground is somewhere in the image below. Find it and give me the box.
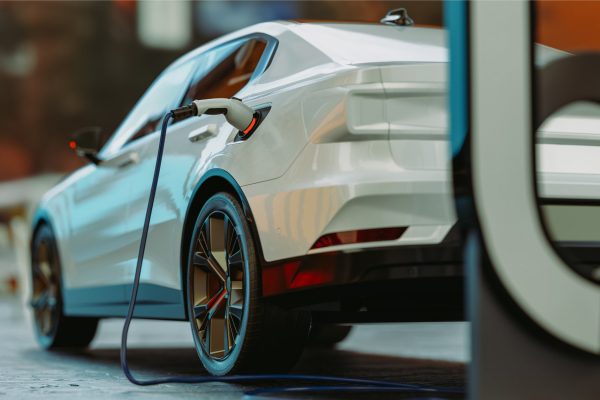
[0,296,467,399]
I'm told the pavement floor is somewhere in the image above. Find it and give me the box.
[0,296,468,399]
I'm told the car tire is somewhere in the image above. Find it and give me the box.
[307,324,353,347]
[187,192,311,375]
[31,225,98,349]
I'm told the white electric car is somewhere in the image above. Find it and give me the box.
[30,17,594,375]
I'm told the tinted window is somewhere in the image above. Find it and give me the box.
[102,61,195,155]
[182,39,267,105]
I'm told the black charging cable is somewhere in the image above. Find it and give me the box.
[119,109,464,398]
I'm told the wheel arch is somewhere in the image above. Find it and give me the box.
[30,208,55,249]
[179,169,265,314]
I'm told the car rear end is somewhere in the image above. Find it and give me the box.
[251,23,463,321]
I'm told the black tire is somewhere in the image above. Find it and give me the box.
[30,225,98,349]
[186,192,311,375]
[307,324,353,347]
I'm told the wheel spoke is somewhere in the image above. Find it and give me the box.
[192,252,210,268]
[201,291,226,354]
[228,303,243,322]
[207,290,227,318]
[42,308,51,335]
[194,304,208,320]
[209,258,227,282]
[193,251,227,282]
[227,249,243,270]
[209,317,225,357]
[229,280,243,306]
[228,303,242,339]
[224,215,235,255]
[231,280,243,291]
[204,320,211,353]
[223,314,230,356]
[31,291,50,310]
[200,219,211,254]
[208,215,228,277]
[33,262,51,286]
[229,312,240,338]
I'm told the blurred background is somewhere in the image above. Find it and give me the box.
[0,0,599,301]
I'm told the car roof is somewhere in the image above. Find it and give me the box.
[167,21,566,72]
[169,21,448,70]
[288,22,447,64]
[288,21,567,66]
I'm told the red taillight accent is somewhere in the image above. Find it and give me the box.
[262,254,337,296]
[289,265,335,289]
[262,261,301,296]
[242,116,258,136]
[68,140,77,150]
[311,227,407,250]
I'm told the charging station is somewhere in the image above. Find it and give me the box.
[447,1,600,398]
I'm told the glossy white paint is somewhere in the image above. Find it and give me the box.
[245,139,454,261]
[36,22,599,300]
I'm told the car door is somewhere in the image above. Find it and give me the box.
[66,62,195,307]
[125,37,272,303]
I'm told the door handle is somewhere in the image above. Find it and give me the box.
[117,152,140,168]
[188,124,218,142]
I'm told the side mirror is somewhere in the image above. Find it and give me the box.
[69,127,105,165]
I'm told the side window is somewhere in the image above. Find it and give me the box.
[181,38,267,105]
[101,61,195,156]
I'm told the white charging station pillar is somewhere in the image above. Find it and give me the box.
[447,1,600,398]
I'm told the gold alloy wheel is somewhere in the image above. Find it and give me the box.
[190,211,245,360]
[31,240,59,337]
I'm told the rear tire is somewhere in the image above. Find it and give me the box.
[186,192,310,375]
[307,324,353,347]
[31,225,98,349]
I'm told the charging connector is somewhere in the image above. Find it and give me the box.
[171,103,198,122]
[171,97,256,131]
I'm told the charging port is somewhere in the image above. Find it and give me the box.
[235,105,271,141]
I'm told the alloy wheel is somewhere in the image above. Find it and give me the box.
[31,240,59,337]
[190,211,245,360]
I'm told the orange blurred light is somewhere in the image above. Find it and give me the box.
[242,117,258,136]
[537,1,600,52]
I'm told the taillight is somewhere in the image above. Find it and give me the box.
[311,227,407,249]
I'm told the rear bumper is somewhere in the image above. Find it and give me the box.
[261,225,464,322]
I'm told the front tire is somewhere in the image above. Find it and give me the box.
[30,225,98,349]
[187,192,310,375]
